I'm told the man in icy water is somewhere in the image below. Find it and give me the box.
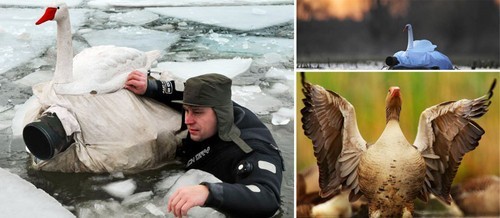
[124,71,284,217]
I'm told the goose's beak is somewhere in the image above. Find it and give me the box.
[36,7,57,25]
[391,87,400,98]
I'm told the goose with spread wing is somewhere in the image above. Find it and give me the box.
[300,73,496,217]
[386,24,453,70]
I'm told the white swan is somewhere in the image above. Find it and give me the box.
[18,3,183,173]
[387,24,453,69]
[36,3,161,94]
[404,24,436,52]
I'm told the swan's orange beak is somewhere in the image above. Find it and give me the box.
[403,26,408,32]
[36,7,57,25]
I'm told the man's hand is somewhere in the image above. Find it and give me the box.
[124,70,147,95]
[167,185,209,218]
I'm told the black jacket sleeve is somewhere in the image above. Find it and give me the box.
[143,78,183,112]
[201,143,283,217]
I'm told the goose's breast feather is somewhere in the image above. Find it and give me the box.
[358,142,426,202]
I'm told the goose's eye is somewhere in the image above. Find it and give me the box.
[57,6,60,9]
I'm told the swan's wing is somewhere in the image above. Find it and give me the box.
[301,76,367,201]
[414,79,496,204]
[61,46,156,95]
[143,50,161,69]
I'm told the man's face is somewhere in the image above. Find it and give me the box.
[183,105,218,142]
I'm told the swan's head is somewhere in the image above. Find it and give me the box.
[385,86,402,122]
[35,3,69,25]
[403,24,412,32]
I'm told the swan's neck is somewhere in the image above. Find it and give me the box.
[406,28,414,50]
[54,16,73,84]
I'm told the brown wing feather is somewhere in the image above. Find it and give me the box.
[415,79,496,204]
[301,74,367,199]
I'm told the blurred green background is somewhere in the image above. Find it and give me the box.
[296,71,499,183]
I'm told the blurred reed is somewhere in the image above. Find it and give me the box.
[296,71,500,183]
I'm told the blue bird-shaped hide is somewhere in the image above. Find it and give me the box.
[386,24,453,70]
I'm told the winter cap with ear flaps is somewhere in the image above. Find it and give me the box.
[173,73,252,153]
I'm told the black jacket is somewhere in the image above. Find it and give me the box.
[145,79,284,217]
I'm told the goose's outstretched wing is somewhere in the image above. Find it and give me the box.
[414,79,496,203]
[301,73,367,201]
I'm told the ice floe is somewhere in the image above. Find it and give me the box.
[156,58,252,81]
[76,169,224,217]
[121,191,153,206]
[271,107,293,126]
[109,10,159,26]
[147,5,293,31]
[13,70,53,87]
[89,0,292,9]
[265,67,294,81]
[81,26,180,52]
[232,85,282,115]
[0,9,88,75]
[102,179,137,199]
[199,33,293,57]
[0,167,74,217]
[163,169,224,218]
[0,0,82,7]
[267,82,290,95]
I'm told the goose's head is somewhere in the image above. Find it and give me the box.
[403,24,412,32]
[385,86,402,122]
[36,3,69,25]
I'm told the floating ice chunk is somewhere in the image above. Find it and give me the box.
[89,0,292,8]
[271,107,294,125]
[82,26,180,52]
[156,58,252,81]
[109,10,159,26]
[14,70,53,87]
[265,67,294,81]
[0,106,15,131]
[0,0,82,7]
[252,8,267,15]
[267,82,289,95]
[262,52,289,65]
[77,200,123,217]
[155,173,182,192]
[122,191,153,206]
[0,121,11,132]
[111,172,125,179]
[264,68,294,97]
[164,169,224,218]
[102,179,137,199]
[232,86,282,115]
[147,5,293,31]
[11,96,41,137]
[143,203,165,216]
[0,9,88,75]
[199,34,293,57]
[0,167,74,217]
